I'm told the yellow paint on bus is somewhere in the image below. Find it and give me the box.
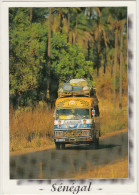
[56,97,94,108]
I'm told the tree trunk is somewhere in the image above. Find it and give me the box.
[113,28,118,109]
[111,56,113,77]
[97,43,100,77]
[87,40,90,59]
[103,46,106,74]
[67,12,70,42]
[30,8,33,23]
[59,11,63,33]
[97,53,100,77]
[47,8,52,100]
[75,14,78,44]
[97,65,99,77]
[119,22,124,109]
[82,40,86,56]
[97,22,100,77]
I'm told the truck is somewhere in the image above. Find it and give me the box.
[53,79,100,149]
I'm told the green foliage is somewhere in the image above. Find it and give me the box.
[51,33,93,82]
[9,8,48,106]
[9,7,127,108]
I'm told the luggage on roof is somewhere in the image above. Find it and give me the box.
[72,86,83,91]
[70,79,88,87]
[63,84,72,91]
[58,79,91,98]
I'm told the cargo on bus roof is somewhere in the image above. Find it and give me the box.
[70,79,88,87]
[58,79,92,98]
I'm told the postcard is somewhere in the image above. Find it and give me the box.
[0,0,138,194]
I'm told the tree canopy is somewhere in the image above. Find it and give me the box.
[9,7,127,108]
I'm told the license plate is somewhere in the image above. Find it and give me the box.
[70,138,76,142]
[56,139,65,142]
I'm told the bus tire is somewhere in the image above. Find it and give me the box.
[55,143,60,150]
[95,138,99,148]
[89,141,95,149]
[61,143,65,149]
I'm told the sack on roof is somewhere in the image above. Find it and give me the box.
[70,79,87,87]
[73,86,83,91]
[63,84,72,91]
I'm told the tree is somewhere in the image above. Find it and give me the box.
[9,7,127,109]
[51,33,93,83]
[108,7,127,109]
[9,8,47,107]
[113,22,119,109]
[87,7,109,76]
[119,19,126,109]
[30,8,33,22]
[46,8,52,99]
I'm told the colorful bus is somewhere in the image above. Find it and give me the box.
[53,96,100,149]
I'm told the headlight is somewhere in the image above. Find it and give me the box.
[55,131,63,137]
[82,130,90,136]
[58,121,61,125]
[83,120,86,124]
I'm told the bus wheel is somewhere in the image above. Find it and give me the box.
[95,138,99,148]
[89,141,95,148]
[61,143,65,149]
[55,143,60,150]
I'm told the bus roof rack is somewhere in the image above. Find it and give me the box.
[58,89,90,98]
[58,79,91,98]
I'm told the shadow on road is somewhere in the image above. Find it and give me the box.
[63,143,120,150]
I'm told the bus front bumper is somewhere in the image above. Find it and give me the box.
[54,136,93,144]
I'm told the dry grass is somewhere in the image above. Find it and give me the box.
[10,102,54,152]
[94,66,128,135]
[100,128,127,139]
[100,105,128,135]
[74,156,128,179]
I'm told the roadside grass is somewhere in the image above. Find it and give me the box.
[95,67,128,135]
[74,156,128,179]
[100,103,128,135]
[10,102,54,153]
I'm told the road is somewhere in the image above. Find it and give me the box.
[10,132,128,179]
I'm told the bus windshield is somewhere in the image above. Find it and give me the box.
[56,108,90,120]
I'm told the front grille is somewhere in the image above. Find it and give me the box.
[55,131,63,137]
[64,129,90,137]
[65,130,82,137]
[82,130,90,136]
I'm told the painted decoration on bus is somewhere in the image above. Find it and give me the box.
[56,98,92,108]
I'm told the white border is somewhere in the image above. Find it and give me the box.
[0,0,3,194]
[1,1,138,195]
[136,0,139,193]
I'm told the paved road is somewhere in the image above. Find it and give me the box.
[10,132,128,179]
